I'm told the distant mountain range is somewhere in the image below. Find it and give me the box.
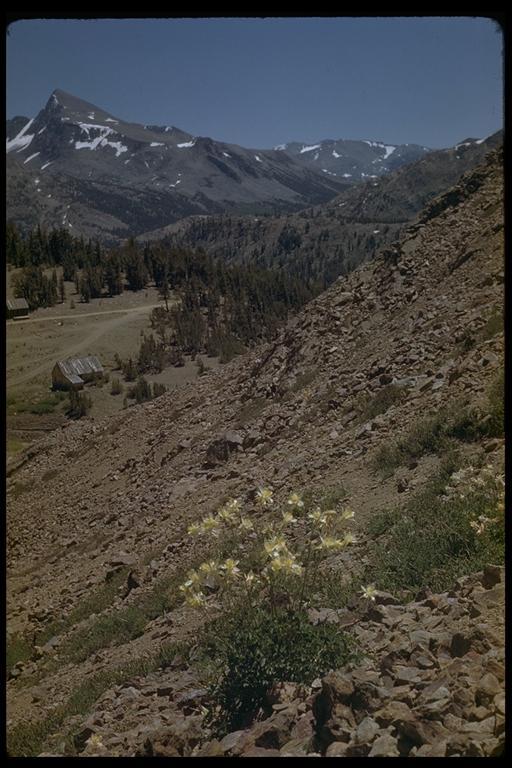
[5,88,464,243]
[136,129,502,287]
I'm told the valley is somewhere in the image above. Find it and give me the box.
[5,141,505,757]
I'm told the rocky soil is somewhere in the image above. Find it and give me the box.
[6,148,504,756]
[66,565,504,758]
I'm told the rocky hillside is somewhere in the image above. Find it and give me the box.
[6,148,504,757]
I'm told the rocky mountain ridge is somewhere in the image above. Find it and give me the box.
[6,89,351,241]
[7,89,494,246]
[6,148,504,756]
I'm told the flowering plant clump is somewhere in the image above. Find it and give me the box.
[179,489,360,612]
[442,464,505,537]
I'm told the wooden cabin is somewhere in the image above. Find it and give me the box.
[52,356,104,391]
[6,298,30,320]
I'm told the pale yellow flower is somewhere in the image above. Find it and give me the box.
[342,532,356,545]
[282,510,298,525]
[287,492,304,508]
[86,734,104,749]
[201,514,220,533]
[264,535,287,558]
[187,522,201,536]
[308,508,328,527]
[226,498,242,511]
[470,519,486,535]
[278,553,303,576]
[185,591,207,608]
[341,507,355,520]
[257,487,274,506]
[245,571,258,586]
[221,558,241,579]
[199,560,219,576]
[318,536,346,551]
[217,506,236,523]
[239,516,254,531]
[361,584,378,601]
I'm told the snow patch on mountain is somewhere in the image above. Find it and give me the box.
[6,119,35,153]
[24,152,40,164]
[300,144,321,154]
[177,140,196,148]
[150,142,164,147]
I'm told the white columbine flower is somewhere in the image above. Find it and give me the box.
[361,584,378,601]
[257,487,274,506]
[287,492,304,508]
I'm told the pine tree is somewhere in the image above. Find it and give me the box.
[58,274,65,303]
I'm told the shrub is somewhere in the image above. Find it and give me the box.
[67,390,92,419]
[358,383,406,421]
[152,382,167,398]
[201,604,355,733]
[218,334,246,364]
[484,368,504,438]
[110,378,123,396]
[127,376,152,404]
[179,488,360,733]
[481,308,503,340]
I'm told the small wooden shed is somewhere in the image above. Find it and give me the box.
[6,298,30,320]
[52,356,104,390]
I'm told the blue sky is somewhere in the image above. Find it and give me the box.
[6,17,503,149]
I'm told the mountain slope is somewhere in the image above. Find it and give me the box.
[138,133,501,286]
[6,149,504,756]
[6,90,352,241]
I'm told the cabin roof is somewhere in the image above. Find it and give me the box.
[54,356,104,378]
[6,298,29,311]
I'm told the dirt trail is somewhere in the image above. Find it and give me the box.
[8,304,159,388]
[6,304,161,326]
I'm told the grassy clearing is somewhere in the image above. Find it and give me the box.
[7,634,34,671]
[301,482,349,511]
[39,568,130,646]
[372,411,447,476]
[372,370,504,476]
[7,641,187,757]
[357,383,406,422]
[10,480,33,500]
[364,458,504,594]
[9,391,68,416]
[481,307,503,340]
[6,436,29,456]
[55,567,193,665]
[7,569,130,679]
